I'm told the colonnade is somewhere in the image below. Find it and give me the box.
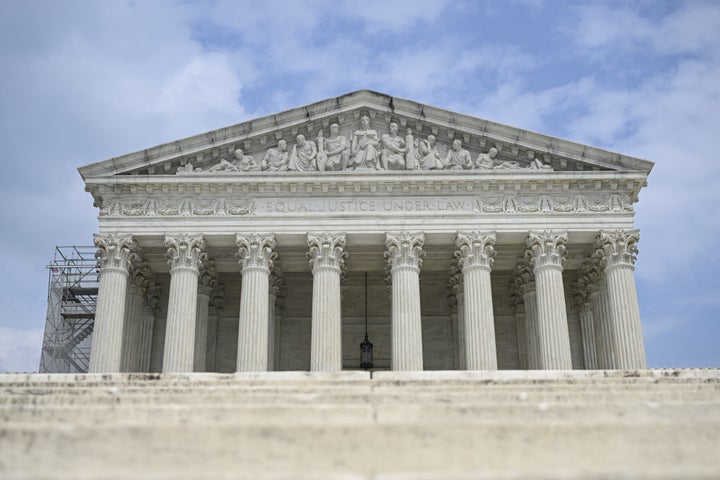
[88,229,646,373]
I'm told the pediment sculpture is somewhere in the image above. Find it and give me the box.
[177,114,553,175]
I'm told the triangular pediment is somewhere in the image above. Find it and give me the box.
[78,90,653,179]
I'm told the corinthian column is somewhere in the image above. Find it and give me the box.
[455,231,497,370]
[194,262,217,372]
[574,262,597,370]
[526,231,572,369]
[137,283,160,372]
[267,268,283,371]
[121,260,152,372]
[385,232,425,371]
[163,234,206,372]
[597,230,647,369]
[514,258,540,369]
[89,234,137,373]
[236,234,276,372]
[448,265,465,369]
[307,233,347,372]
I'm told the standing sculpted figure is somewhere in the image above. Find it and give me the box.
[262,139,289,171]
[444,139,473,170]
[317,123,348,171]
[349,114,380,170]
[381,122,408,170]
[289,135,318,171]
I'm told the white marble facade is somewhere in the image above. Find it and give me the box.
[81,90,652,373]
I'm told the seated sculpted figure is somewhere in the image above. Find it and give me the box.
[476,147,521,170]
[261,139,289,171]
[349,114,380,170]
[317,123,348,171]
[444,139,473,170]
[416,134,443,170]
[528,151,553,170]
[289,135,318,171]
[206,148,258,173]
[381,122,408,170]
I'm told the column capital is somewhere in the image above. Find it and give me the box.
[236,233,276,272]
[144,282,162,316]
[129,259,153,296]
[385,232,425,272]
[525,230,568,269]
[447,263,463,313]
[165,234,206,272]
[512,258,535,298]
[210,283,225,314]
[572,260,595,310]
[307,233,347,273]
[269,266,286,313]
[455,231,496,271]
[198,261,219,297]
[596,229,640,268]
[94,233,137,272]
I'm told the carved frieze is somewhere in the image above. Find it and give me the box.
[100,198,256,217]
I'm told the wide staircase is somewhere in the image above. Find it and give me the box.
[1,369,719,479]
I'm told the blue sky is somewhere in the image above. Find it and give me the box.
[1,0,718,371]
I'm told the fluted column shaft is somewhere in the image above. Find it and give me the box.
[578,303,597,369]
[599,229,646,369]
[515,304,529,369]
[456,232,497,370]
[137,284,159,372]
[522,286,541,369]
[605,263,646,368]
[267,292,277,371]
[163,234,205,373]
[527,231,572,370]
[386,233,425,371]
[308,234,346,372]
[193,291,210,372]
[589,284,615,369]
[456,292,466,369]
[236,234,276,372]
[89,234,136,373]
[120,284,144,372]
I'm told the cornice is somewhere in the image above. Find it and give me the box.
[78,90,654,179]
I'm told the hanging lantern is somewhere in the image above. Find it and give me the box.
[359,271,373,370]
[360,335,373,370]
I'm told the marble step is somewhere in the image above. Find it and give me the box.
[2,370,719,479]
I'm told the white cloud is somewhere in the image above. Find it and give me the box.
[0,327,44,373]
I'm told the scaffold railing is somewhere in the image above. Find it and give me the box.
[39,246,98,373]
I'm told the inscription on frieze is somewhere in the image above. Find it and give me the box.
[257,197,474,214]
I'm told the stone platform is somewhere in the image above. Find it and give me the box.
[1,370,719,479]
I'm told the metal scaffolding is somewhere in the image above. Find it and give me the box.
[39,246,98,373]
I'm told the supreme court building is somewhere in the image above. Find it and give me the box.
[79,90,652,373]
